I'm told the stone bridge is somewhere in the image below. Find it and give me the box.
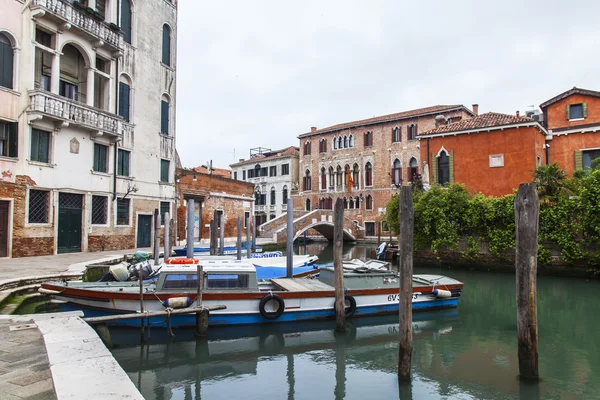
[259,209,364,244]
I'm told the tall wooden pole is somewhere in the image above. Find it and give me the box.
[209,223,217,255]
[186,199,194,259]
[219,213,225,256]
[333,197,345,331]
[163,212,170,260]
[398,186,414,381]
[246,218,251,259]
[286,199,294,278]
[236,216,242,260]
[153,209,161,265]
[515,182,540,380]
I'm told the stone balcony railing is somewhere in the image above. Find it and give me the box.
[255,205,266,212]
[282,204,287,211]
[29,90,123,137]
[30,0,124,53]
[269,205,276,211]
[248,176,267,184]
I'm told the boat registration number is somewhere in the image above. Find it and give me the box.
[387,293,418,302]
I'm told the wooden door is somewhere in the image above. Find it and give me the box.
[57,193,83,253]
[137,215,152,248]
[0,201,8,257]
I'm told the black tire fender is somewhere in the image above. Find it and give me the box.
[334,294,357,317]
[259,293,285,320]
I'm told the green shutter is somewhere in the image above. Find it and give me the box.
[574,150,583,170]
[449,151,455,183]
[8,122,17,158]
[118,82,130,122]
[121,0,132,44]
[583,102,588,118]
[30,129,39,161]
[566,104,570,120]
[431,152,438,184]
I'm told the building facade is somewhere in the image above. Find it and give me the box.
[176,166,253,242]
[418,112,548,197]
[541,87,600,174]
[0,0,177,257]
[292,105,474,237]
[230,147,299,226]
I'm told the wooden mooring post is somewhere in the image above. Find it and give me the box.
[153,209,161,265]
[210,210,218,256]
[195,264,208,336]
[251,215,256,253]
[186,199,194,259]
[286,198,294,278]
[333,197,345,332]
[164,212,170,260]
[237,216,242,260]
[219,213,225,256]
[246,219,251,259]
[398,186,414,381]
[138,267,145,341]
[515,182,540,380]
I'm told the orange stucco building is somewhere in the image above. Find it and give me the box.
[419,113,548,197]
[541,87,600,174]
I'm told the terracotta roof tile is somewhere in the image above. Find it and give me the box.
[230,146,299,167]
[298,105,471,138]
[193,165,231,178]
[419,112,536,136]
[540,87,600,109]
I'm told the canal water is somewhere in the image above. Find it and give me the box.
[109,243,600,400]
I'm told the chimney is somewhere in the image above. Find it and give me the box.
[516,111,520,117]
[435,115,446,127]
[311,127,317,132]
[472,104,479,116]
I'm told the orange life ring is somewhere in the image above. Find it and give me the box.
[165,258,198,264]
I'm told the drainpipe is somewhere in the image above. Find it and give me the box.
[545,142,550,165]
[427,137,431,174]
[113,61,119,201]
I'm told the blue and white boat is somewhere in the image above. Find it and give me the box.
[173,243,262,257]
[41,259,464,328]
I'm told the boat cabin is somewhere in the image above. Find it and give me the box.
[156,261,259,292]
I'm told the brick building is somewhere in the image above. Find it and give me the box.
[541,87,600,174]
[292,105,475,237]
[176,166,254,243]
[418,113,548,197]
[0,0,178,257]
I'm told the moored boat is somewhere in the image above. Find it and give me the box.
[40,259,463,328]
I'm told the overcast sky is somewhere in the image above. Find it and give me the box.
[175,0,600,169]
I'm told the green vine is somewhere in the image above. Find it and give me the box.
[385,166,600,267]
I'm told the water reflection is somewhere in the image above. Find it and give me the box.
[110,243,600,400]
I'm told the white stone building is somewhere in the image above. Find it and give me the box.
[230,147,299,226]
[0,0,177,257]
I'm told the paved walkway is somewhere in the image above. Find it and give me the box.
[0,317,56,400]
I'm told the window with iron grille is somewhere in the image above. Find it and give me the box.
[160,159,170,182]
[28,189,49,223]
[117,149,130,176]
[91,195,107,225]
[160,201,170,225]
[93,143,108,173]
[116,198,130,225]
[31,128,50,163]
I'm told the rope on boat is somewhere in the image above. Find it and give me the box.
[165,307,174,337]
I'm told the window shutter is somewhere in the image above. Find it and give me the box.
[162,26,171,66]
[0,41,14,89]
[399,126,402,142]
[391,128,395,143]
[574,150,583,170]
[566,104,570,120]
[414,124,418,139]
[431,152,438,184]
[583,102,588,118]
[8,122,17,158]
[121,0,132,44]
[161,101,169,134]
[449,150,455,183]
[119,82,130,122]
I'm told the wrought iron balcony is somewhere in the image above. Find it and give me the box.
[30,0,124,54]
[29,90,123,137]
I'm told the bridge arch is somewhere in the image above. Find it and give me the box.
[293,221,356,242]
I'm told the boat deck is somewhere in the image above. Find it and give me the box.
[271,278,333,292]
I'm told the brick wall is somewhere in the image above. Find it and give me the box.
[293,108,473,228]
[176,169,254,241]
